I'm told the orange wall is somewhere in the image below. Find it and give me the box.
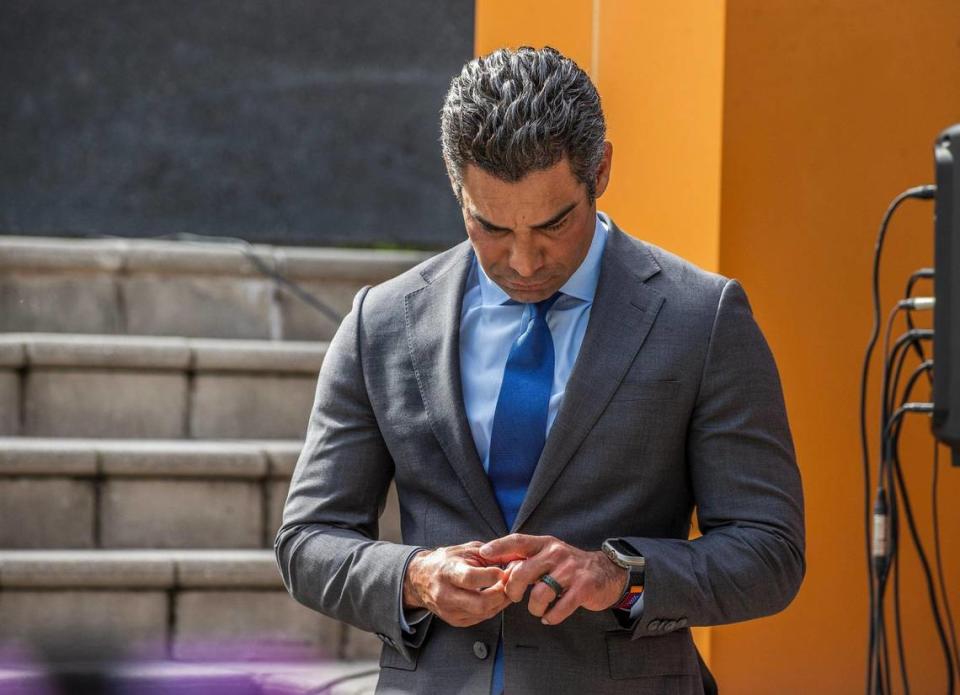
[475,1,960,692]
[717,2,960,692]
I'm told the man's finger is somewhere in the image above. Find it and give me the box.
[449,563,506,590]
[477,584,514,614]
[478,533,545,563]
[439,584,510,621]
[504,559,523,573]
[525,579,564,618]
[540,586,581,626]
[502,555,557,602]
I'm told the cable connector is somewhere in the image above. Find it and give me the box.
[872,488,889,574]
[902,402,935,413]
[901,328,935,342]
[907,184,937,199]
[898,296,936,311]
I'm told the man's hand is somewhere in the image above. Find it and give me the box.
[479,534,627,626]
[403,541,514,628]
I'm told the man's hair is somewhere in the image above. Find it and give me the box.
[440,46,606,204]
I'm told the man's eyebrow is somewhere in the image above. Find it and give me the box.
[470,211,511,231]
[470,202,578,231]
[531,202,578,229]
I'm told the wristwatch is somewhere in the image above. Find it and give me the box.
[601,538,645,611]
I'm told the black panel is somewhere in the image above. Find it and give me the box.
[932,123,960,463]
[0,0,473,248]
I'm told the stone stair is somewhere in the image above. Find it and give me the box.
[0,235,427,340]
[0,235,430,693]
[0,334,325,439]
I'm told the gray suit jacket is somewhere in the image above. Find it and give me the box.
[274,219,805,694]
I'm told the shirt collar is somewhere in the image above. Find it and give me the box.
[475,212,609,307]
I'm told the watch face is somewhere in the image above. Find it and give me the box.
[603,538,646,568]
[607,539,641,558]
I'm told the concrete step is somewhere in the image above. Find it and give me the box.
[0,235,429,340]
[0,334,328,439]
[0,550,385,664]
[0,660,379,695]
[0,438,402,550]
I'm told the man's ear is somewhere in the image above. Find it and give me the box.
[594,141,613,199]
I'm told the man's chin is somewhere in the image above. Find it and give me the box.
[498,280,559,304]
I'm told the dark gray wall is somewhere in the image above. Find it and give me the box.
[0,1,473,248]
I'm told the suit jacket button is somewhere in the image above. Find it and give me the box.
[662,620,678,632]
[647,620,661,632]
[473,641,489,659]
[677,617,689,628]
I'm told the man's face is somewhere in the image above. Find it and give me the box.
[459,143,613,304]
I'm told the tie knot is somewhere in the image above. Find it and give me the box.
[534,291,562,318]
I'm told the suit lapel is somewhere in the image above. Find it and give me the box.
[511,222,666,532]
[404,242,509,538]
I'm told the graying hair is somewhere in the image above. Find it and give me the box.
[440,46,606,204]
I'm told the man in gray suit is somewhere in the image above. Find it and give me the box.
[275,46,804,694]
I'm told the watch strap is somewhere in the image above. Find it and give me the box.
[613,567,644,612]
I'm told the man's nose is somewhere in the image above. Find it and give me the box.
[508,240,544,278]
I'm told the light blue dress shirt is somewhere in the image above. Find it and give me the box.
[459,214,607,473]
[400,212,643,636]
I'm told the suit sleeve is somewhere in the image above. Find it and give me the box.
[274,286,432,662]
[620,278,805,638]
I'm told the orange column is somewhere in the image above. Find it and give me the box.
[475,0,594,76]
[595,1,726,272]
[476,0,726,273]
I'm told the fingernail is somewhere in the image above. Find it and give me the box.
[541,618,550,625]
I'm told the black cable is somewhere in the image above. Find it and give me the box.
[881,330,934,461]
[887,339,932,421]
[861,184,936,695]
[886,403,955,695]
[890,458,955,695]
[890,364,934,695]
[871,485,888,694]
[872,329,932,695]
[933,435,960,687]
[876,352,933,694]
[876,418,898,695]
[903,269,935,374]
[881,304,906,429]
[893,504,908,695]
[880,588,893,695]
[897,361,935,415]
[885,362,933,695]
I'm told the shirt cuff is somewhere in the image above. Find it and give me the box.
[628,593,645,621]
[398,547,431,634]
[611,570,645,629]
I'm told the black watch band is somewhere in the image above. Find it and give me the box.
[601,539,645,612]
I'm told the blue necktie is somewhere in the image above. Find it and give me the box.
[487,292,560,695]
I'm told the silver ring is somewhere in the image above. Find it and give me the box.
[539,573,564,598]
